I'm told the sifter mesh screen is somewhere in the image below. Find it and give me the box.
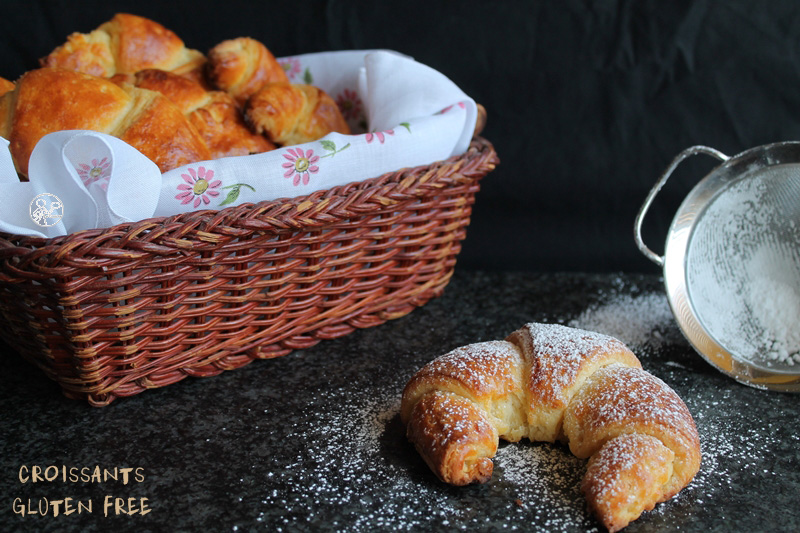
[686,164,800,371]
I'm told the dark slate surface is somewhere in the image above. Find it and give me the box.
[1,270,798,532]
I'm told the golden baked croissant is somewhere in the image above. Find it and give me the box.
[205,37,289,106]
[245,82,351,146]
[116,69,275,159]
[0,77,13,98]
[401,322,701,533]
[40,13,206,81]
[0,67,210,175]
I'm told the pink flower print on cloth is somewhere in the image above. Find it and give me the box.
[279,57,302,80]
[438,102,467,114]
[365,129,395,144]
[336,89,362,121]
[278,57,313,83]
[77,157,111,189]
[282,147,320,186]
[176,166,221,208]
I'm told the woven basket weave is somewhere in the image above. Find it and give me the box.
[0,136,498,406]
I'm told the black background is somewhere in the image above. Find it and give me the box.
[2,0,798,273]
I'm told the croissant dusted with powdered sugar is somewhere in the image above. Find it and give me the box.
[401,322,701,532]
[205,37,289,106]
[245,82,351,147]
[40,13,206,82]
[0,67,211,176]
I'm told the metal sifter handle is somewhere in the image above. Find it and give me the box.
[634,145,729,266]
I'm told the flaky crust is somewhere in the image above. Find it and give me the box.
[582,433,675,533]
[115,83,210,172]
[402,340,527,443]
[406,391,498,485]
[41,13,206,79]
[187,91,276,157]
[563,364,701,502]
[1,68,131,176]
[206,37,288,106]
[507,323,642,442]
[400,323,701,532]
[0,67,210,175]
[122,69,274,159]
[245,82,350,146]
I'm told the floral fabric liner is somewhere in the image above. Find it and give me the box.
[0,50,478,237]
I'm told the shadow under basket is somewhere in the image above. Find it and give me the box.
[0,136,498,406]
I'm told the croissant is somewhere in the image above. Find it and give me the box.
[205,37,289,106]
[0,67,210,176]
[0,77,13,98]
[401,322,701,532]
[40,13,206,81]
[116,69,275,159]
[245,82,351,146]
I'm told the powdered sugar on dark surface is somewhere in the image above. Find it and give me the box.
[237,274,799,532]
[250,378,600,532]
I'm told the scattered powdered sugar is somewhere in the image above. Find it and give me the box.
[251,381,464,531]
[568,291,681,351]
[238,279,791,532]
[492,442,592,530]
[241,346,787,531]
[249,378,596,531]
[676,391,798,510]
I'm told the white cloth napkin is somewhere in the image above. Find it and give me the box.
[0,131,161,237]
[0,50,477,237]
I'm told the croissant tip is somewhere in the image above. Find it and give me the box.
[475,457,494,482]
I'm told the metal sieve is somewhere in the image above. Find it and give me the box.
[635,142,800,392]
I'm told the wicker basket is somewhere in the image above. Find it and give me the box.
[0,136,498,406]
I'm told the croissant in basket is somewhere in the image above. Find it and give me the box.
[115,68,275,159]
[0,67,217,175]
[0,67,223,175]
[205,36,289,106]
[40,13,206,82]
[1,14,352,176]
[400,322,701,532]
[245,82,351,146]
[205,37,350,145]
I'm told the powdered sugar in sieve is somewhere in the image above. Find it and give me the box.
[685,163,800,369]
